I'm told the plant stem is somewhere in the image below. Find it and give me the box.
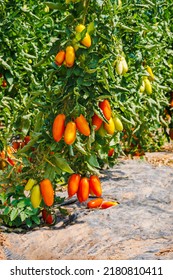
[83,0,90,25]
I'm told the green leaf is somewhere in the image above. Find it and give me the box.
[87,22,95,35]
[25,218,32,228]
[18,133,40,154]
[44,2,64,10]
[31,215,40,225]
[74,142,88,155]
[5,71,14,85]
[10,208,19,221]
[20,211,26,222]
[3,206,11,216]
[53,156,74,174]
[87,154,100,168]
[20,115,31,135]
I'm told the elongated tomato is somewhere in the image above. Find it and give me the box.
[89,175,102,197]
[77,177,89,203]
[104,117,115,135]
[101,201,119,209]
[40,178,54,207]
[55,50,66,66]
[64,121,76,145]
[113,116,123,131]
[52,114,65,142]
[42,209,54,225]
[68,173,81,197]
[99,100,111,120]
[65,46,75,68]
[30,184,42,208]
[108,148,114,157]
[87,198,103,209]
[24,178,37,191]
[92,114,103,131]
[75,114,90,136]
[75,24,91,48]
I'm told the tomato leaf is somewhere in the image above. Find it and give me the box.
[53,156,74,174]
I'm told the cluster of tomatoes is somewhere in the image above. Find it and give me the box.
[24,178,55,225]
[0,135,31,172]
[54,23,91,68]
[67,173,118,209]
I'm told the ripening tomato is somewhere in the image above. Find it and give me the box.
[55,50,66,66]
[144,77,152,94]
[12,141,20,150]
[42,209,54,225]
[75,114,90,136]
[99,100,111,120]
[68,173,81,197]
[113,116,123,132]
[24,135,31,145]
[64,121,76,145]
[104,117,115,135]
[30,184,42,208]
[65,46,75,68]
[92,114,103,131]
[24,178,37,191]
[52,114,66,142]
[108,148,114,157]
[89,175,102,197]
[75,24,91,48]
[0,150,5,159]
[1,80,7,87]
[7,157,15,166]
[40,178,54,207]
[77,177,89,203]
[87,198,103,209]
[97,124,107,137]
[100,201,119,209]
[170,99,173,108]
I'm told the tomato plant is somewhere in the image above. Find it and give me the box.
[0,0,172,229]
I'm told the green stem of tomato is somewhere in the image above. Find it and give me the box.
[82,0,90,25]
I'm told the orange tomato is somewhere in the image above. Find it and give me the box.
[75,114,90,136]
[92,114,103,131]
[68,173,81,197]
[87,198,103,208]
[75,24,91,48]
[52,114,66,142]
[101,201,118,209]
[77,177,89,202]
[55,50,66,66]
[64,121,76,145]
[40,178,54,207]
[65,46,75,68]
[99,100,111,120]
[89,175,102,197]
[108,148,114,157]
[12,141,20,150]
[0,150,5,159]
[170,99,173,108]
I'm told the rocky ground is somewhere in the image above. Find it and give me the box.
[0,143,173,260]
